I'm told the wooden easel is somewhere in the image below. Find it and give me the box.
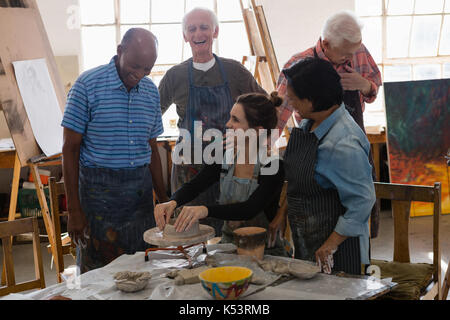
[240,0,294,138]
[0,0,66,284]
[240,0,280,92]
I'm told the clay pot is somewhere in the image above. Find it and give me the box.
[232,227,267,260]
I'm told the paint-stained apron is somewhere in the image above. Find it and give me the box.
[219,159,290,257]
[77,166,155,273]
[284,128,362,275]
[311,49,379,238]
[171,54,234,236]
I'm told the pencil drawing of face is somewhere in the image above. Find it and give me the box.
[26,66,45,94]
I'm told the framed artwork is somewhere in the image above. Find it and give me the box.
[384,79,449,216]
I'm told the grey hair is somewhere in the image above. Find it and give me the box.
[182,7,219,35]
[321,10,363,47]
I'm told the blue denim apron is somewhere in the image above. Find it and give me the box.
[77,165,155,273]
[219,158,289,257]
[171,54,234,236]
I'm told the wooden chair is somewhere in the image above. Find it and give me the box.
[0,217,45,296]
[47,177,75,283]
[371,182,442,300]
[443,263,450,300]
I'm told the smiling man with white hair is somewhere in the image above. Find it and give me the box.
[158,7,265,236]
[276,11,382,239]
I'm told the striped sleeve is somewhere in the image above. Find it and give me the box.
[149,92,164,139]
[61,80,89,134]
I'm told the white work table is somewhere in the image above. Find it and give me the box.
[1,244,395,300]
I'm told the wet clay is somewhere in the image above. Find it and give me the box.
[257,259,289,274]
[163,218,200,239]
[167,266,211,286]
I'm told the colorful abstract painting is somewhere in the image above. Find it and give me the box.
[384,79,450,216]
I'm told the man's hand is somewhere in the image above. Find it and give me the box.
[339,65,372,95]
[154,200,177,231]
[174,206,209,232]
[67,208,88,247]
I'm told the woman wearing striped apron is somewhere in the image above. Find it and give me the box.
[282,58,375,275]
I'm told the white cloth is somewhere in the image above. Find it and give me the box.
[193,57,216,72]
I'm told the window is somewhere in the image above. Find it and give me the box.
[79,0,248,135]
[79,0,248,76]
[355,0,450,126]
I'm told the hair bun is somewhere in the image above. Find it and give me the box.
[269,91,283,108]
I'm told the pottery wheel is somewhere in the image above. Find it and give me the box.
[143,224,215,247]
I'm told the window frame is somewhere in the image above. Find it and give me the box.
[358,0,450,81]
[79,0,247,81]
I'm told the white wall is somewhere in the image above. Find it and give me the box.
[258,0,355,68]
[0,0,81,140]
[36,0,82,57]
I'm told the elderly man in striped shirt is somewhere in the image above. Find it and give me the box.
[276,11,382,239]
[61,28,167,273]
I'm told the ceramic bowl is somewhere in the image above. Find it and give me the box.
[199,266,253,300]
[233,227,267,261]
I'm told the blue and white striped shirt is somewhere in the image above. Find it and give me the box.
[61,56,163,169]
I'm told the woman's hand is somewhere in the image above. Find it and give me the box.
[174,206,209,232]
[154,200,177,231]
[315,231,347,274]
[267,208,287,248]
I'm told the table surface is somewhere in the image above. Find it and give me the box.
[2,244,396,301]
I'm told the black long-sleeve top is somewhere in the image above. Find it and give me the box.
[170,159,285,222]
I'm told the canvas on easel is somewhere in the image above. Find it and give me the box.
[240,0,280,92]
[0,0,66,284]
[384,79,450,217]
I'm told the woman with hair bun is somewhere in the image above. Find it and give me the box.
[154,92,290,257]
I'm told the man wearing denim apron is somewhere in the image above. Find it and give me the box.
[159,8,265,236]
[62,29,166,273]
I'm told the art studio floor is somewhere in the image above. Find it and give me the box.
[1,210,449,299]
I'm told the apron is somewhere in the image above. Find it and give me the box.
[171,54,234,236]
[284,127,362,275]
[312,49,379,238]
[218,158,289,257]
[77,166,155,273]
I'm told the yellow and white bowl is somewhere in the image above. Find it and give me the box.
[199,266,253,300]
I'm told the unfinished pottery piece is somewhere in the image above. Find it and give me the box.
[163,218,200,239]
[114,271,152,293]
[143,224,215,247]
[233,227,267,261]
[167,266,211,286]
[257,259,290,275]
[288,260,321,279]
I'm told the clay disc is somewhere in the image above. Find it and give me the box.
[143,224,215,247]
